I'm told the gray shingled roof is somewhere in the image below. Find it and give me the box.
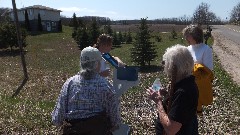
[19,5,61,12]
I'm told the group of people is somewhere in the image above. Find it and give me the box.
[52,24,213,135]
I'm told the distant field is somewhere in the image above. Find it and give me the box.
[111,24,188,33]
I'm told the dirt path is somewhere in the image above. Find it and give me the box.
[212,30,240,85]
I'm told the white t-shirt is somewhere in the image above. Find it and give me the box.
[187,43,213,70]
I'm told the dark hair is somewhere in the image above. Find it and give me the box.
[93,34,113,49]
[182,25,203,44]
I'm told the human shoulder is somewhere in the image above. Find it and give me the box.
[62,74,81,88]
[200,43,212,51]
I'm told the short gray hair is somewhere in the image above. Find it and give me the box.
[182,24,203,44]
[163,44,193,82]
[79,46,101,79]
[79,60,99,80]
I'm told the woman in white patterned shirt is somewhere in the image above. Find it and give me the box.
[52,46,121,135]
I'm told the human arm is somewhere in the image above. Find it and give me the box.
[51,80,71,126]
[203,47,213,70]
[147,87,182,135]
[113,56,126,67]
[99,69,111,77]
[104,88,121,131]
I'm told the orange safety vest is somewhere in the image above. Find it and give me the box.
[193,64,214,114]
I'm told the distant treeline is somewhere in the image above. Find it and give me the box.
[60,16,224,26]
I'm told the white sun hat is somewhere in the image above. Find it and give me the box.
[80,46,101,63]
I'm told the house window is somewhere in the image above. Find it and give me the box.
[52,22,56,30]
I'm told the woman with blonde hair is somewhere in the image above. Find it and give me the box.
[147,44,199,135]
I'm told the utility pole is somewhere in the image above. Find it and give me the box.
[11,0,28,97]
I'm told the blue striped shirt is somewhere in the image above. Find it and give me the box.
[52,73,121,128]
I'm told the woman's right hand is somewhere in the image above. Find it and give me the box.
[147,87,163,104]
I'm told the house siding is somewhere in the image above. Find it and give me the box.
[9,5,61,32]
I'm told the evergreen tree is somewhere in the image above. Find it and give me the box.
[70,13,78,30]
[72,24,90,50]
[0,23,27,50]
[24,9,31,31]
[112,31,121,46]
[126,29,132,44]
[118,31,123,43]
[58,20,62,32]
[38,13,42,31]
[123,32,127,43]
[131,18,157,67]
[89,17,100,45]
[171,27,177,39]
[79,28,91,50]
[103,23,113,36]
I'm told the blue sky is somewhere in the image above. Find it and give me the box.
[1,0,239,20]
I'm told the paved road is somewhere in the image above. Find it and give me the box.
[212,25,240,85]
[212,25,240,44]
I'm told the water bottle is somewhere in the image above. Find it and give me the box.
[152,78,162,91]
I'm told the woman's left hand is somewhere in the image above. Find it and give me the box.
[146,87,163,104]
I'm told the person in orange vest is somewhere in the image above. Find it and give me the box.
[182,24,214,115]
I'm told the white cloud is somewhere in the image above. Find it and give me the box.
[59,7,133,20]
[105,11,117,15]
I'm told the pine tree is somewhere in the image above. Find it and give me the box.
[131,18,157,67]
[58,20,62,32]
[112,31,120,46]
[171,27,177,39]
[126,29,132,44]
[73,24,91,50]
[70,13,78,30]
[118,31,123,43]
[79,28,91,50]
[24,9,30,31]
[89,17,100,45]
[106,23,113,36]
[37,13,42,31]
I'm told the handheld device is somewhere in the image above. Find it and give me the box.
[102,53,119,68]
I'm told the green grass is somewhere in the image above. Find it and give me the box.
[0,27,239,134]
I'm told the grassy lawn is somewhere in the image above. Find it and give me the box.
[0,26,239,134]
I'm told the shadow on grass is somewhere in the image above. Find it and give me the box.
[12,77,28,98]
[0,49,27,57]
[29,31,63,36]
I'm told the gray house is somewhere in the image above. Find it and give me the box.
[8,5,62,32]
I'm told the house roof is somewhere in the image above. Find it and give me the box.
[19,5,61,12]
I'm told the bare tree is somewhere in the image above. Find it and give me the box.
[11,0,28,97]
[192,2,218,25]
[230,2,240,25]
